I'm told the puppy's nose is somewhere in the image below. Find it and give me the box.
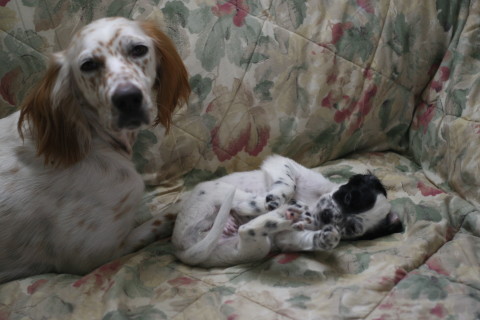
[112,84,143,113]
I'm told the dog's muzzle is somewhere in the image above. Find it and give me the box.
[112,83,149,129]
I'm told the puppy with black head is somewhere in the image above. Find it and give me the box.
[331,174,402,240]
[172,155,403,267]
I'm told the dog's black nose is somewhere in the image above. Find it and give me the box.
[112,84,143,113]
[112,84,148,129]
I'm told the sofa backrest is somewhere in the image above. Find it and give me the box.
[0,0,470,189]
[409,0,480,208]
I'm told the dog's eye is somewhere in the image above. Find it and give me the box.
[131,45,148,58]
[80,59,101,72]
[344,192,352,205]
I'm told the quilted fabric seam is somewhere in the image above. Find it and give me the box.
[207,1,415,94]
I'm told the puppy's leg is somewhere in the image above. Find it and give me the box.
[237,201,306,244]
[173,181,235,244]
[229,207,294,262]
[175,186,236,265]
[273,199,340,252]
[233,191,270,216]
[240,208,293,235]
[274,225,341,252]
[261,156,298,210]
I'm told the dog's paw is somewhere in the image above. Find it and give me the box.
[313,225,340,251]
[283,200,309,222]
[266,194,282,210]
[262,216,294,233]
[292,221,308,231]
[236,194,269,216]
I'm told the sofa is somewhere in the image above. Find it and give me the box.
[1,0,479,319]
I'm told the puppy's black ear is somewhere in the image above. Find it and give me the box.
[365,173,387,197]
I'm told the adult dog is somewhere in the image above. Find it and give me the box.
[0,17,190,283]
[172,155,402,267]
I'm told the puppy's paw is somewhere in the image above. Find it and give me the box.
[266,194,282,210]
[236,195,269,216]
[313,225,340,251]
[283,200,309,222]
[263,217,292,233]
[292,221,307,231]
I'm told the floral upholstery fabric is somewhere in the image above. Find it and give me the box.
[1,1,479,319]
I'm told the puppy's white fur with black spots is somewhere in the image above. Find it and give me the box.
[172,155,402,267]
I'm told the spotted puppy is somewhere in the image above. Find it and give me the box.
[172,155,402,267]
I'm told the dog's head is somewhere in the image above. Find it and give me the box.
[311,174,403,240]
[18,17,190,167]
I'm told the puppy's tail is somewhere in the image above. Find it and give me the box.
[176,187,236,265]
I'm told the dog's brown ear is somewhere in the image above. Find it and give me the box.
[18,54,92,167]
[139,20,190,131]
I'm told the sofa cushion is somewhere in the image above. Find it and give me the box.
[0,152,476,319]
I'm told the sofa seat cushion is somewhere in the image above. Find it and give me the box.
[1,151,476,319]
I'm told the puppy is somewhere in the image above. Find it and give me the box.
[172,155,402,267]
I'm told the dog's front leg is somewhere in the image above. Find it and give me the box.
[118,200,184,254]
[233,190,271,216]
[239,208,293,236]
[120,216,176,254]
[274,225,341,252]
[261,156,298,210]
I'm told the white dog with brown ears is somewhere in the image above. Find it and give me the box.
[0,17,190,283]
[173,155,402,267]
